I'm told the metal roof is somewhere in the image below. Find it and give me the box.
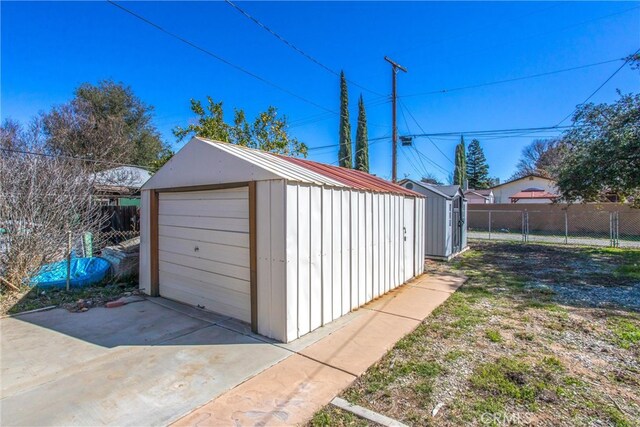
[398,179,462,200]
[199,138,421,197]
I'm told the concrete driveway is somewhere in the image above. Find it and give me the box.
[0,298,290,426]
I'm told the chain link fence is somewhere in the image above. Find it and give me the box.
[468,208,640,248]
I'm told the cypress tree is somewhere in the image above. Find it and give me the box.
[354,94,369,172]
[338,71,352,168]
[453,136,467,186]
[466,138,490,189]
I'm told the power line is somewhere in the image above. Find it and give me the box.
[223,0,384,97]
[107,0,337,115]
[1,148,150,169]
[330,136,388,166]
[399,101,454,164]
[400,125,576,138]
[555,48,639,126]
[401,57,625,98]
[412,147,451,175]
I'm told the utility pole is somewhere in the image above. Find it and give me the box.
[384,56,407,182]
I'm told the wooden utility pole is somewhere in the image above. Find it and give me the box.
[384,56,407,182]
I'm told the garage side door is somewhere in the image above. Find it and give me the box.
[158,187,251,323]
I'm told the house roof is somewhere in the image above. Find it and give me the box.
[144,137,421,197]
[466,189,493,196]
[464,190,492,200]
[93,166,151,189]
[398,179,463,200]
[509,189,559,201]
[491,173,555,189]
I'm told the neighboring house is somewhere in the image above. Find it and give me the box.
[398,179,469,260]
[491,174,558,204]
[140,137,425,343]
[464,189,494,204]
[92,166,152,206]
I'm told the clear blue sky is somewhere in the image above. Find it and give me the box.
[2,1,639,183]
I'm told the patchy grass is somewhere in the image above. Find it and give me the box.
[1,276,139,316]
[608,316,640,349]
[309,242,640,426]
[485,329,503,343]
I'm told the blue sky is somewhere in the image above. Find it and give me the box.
[2,1,639,183]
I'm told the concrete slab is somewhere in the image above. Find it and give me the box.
[362,285,452,321]
[2,325,290,427]
[174,273,466,427]
[298,309,419,377]
[407,274,465,294]
[174,354,355,427]
[0,300,290,427]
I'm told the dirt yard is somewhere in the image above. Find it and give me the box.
[310,242,640,426]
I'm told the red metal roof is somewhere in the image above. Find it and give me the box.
[279,156,423,197]
[509,190,559,201]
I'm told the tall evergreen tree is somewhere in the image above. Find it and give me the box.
[338,71,352,168]
[354,94,369,172]
[453,136,467,186]
[466,138,490,189]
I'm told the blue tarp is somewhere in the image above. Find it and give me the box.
[29,257,111,288]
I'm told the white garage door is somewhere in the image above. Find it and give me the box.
[158,187,251,323]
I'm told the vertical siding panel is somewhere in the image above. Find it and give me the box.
[350,190,359,310]
[392,195,399,288]
[139,190,151,293]
[309,186,322,331]
[385,194,391,291]
[357,192,366,306]
[257,181,272,336]
[378,195,386,294]
[321,187,332,325]
[341,190,350,315]
[372,194,379,298]
[285,184,298,341]
[399,197,404,284]
[365,193,373,301]
[269,180,286,341]
[331,189,342,321]
[297,185,311,337]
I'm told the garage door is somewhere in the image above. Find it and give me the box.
[158,187,251,323]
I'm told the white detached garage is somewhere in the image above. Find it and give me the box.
[139,137,425,343]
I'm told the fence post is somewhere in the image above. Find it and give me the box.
[522,211,529,243]
[488,211,492,240]
[564,211,568,244]
[610,212,614,247]
[614,211,620,247]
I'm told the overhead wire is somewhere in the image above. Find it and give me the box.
[399,100,455,164]
[555,48,640,126]
[401,57,626,98]
[106,0,338,115]
[223,0,385,97]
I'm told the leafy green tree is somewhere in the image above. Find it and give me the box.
[556,92,640,205]
[41,80,166,167]
[466,139,491,189]
[453,136,466,186]
[354,94,369,172]
[149,148,175,172]
[338,71,352,168]
[173,97,307,157]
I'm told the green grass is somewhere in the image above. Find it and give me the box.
[608,317,640,349]
[485,329,503,343]
[308,242,640,427]
[470,357,546,405]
